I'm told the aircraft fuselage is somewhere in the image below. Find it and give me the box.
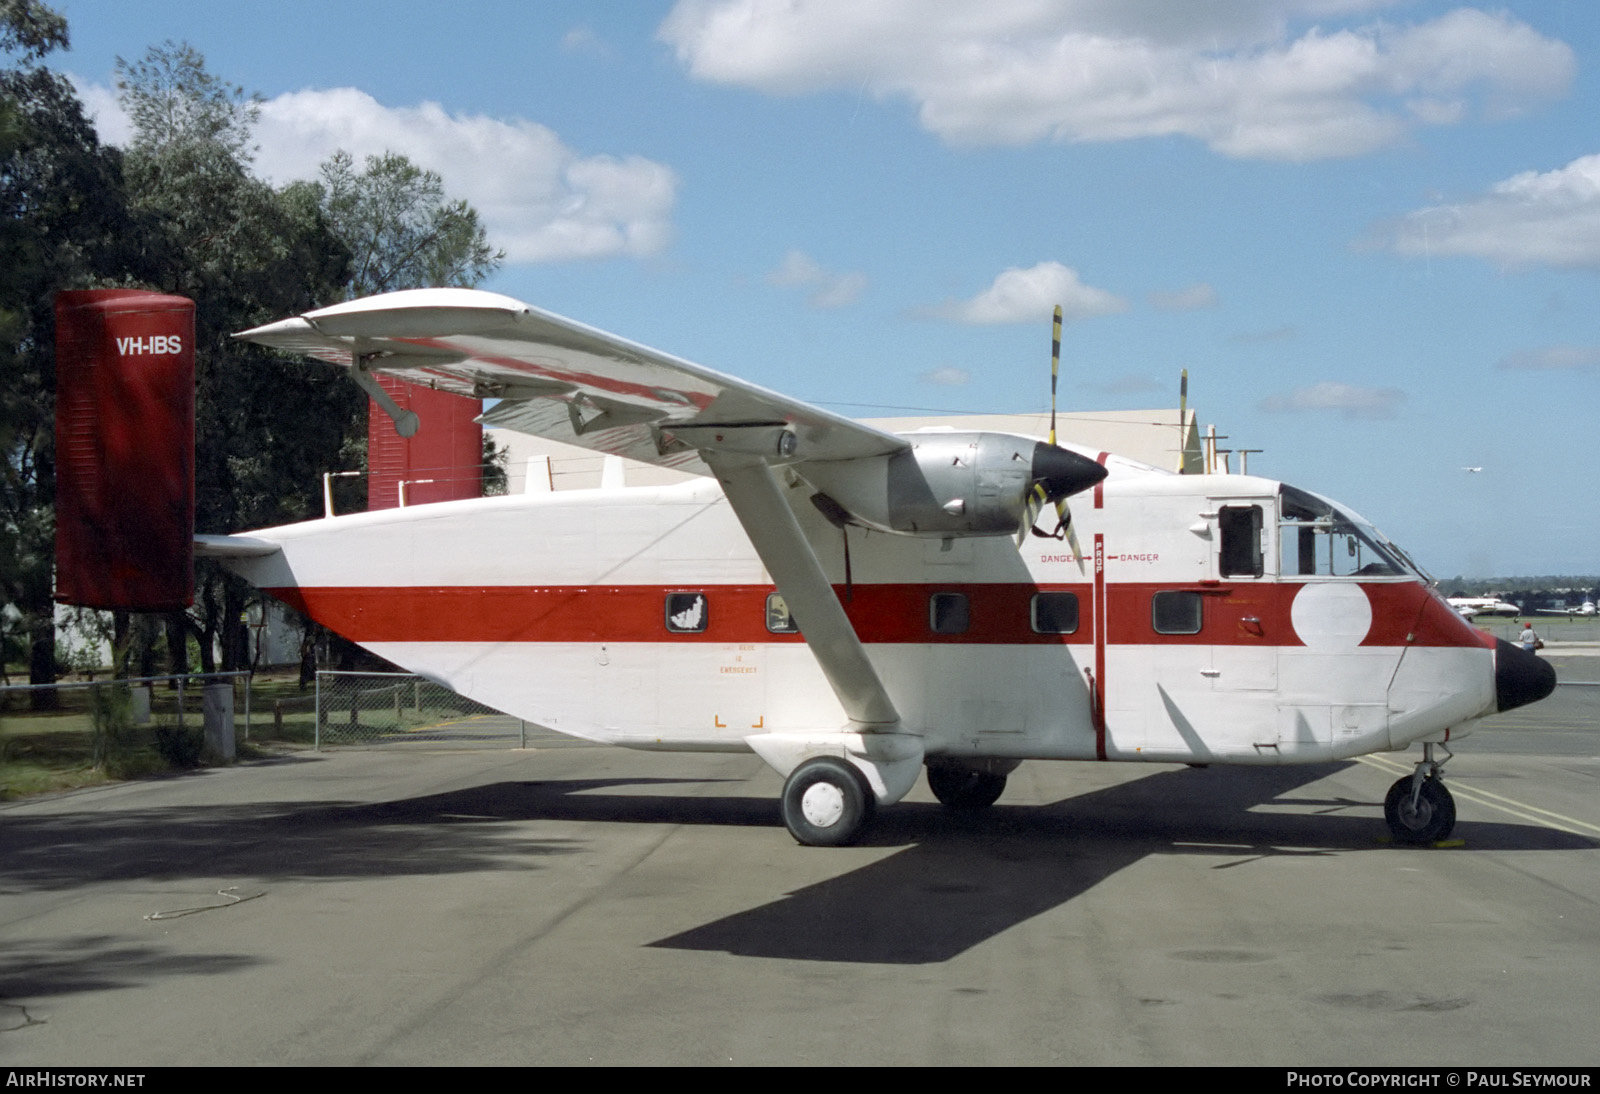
[224,461,1538,770]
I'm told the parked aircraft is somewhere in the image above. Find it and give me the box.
[210,288,1555,847]
[1447,596,1522,619]
[1537,599,1597,617]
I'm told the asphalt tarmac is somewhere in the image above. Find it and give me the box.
[2,656,1596,1066]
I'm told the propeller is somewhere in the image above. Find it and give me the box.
[1017,305,1104,549]
[1177,369,1188,473]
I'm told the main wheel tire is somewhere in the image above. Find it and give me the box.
[781,757,874,847]
[927,764,1007,809]
[1384,775,1456,844]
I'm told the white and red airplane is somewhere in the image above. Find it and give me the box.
[205,288,1555,847]
[1447,596,1522,619]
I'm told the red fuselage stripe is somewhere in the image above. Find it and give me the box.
[263,579,1487,649]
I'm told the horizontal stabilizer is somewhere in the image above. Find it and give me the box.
[194,534,282,559]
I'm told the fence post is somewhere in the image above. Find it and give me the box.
[314,670,322,750]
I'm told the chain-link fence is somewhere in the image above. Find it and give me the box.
[312,671,545,750]
[1,672,253,796]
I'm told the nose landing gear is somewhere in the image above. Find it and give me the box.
[1383,742,1457,844]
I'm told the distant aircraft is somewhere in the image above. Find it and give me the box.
[167,288,1556,848]
[1537,599,1598,617]
[1461,467,1483,473]
[1447,596,1521,619]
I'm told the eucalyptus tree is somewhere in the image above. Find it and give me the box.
[0,0,131,699]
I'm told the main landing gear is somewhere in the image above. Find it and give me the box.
[926,761,1008,810]
[1383,742,1457,844]
[780,757,876,847]
[778,756,1015,845]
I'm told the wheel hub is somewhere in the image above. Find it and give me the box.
[1398,794,1433,829]
[800,781,846,827]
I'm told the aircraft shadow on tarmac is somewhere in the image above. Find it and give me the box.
[648,763,1600,964]
[3,762,1593,970]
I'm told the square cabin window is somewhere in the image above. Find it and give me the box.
[1151,590,1203,635]
[929,592,970,635]
[1031,592,1079,634]
[766,593,800,634]
[665,592,708,633]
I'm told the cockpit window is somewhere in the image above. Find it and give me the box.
[1277,485,1418,579]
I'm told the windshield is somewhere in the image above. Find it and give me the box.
[1277,485,1426,580]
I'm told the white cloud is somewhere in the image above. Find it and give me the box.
[72,77,133,146]
[79,83,676,266]
[659,2,1571,161]
[766,250,867,308]
[929,261,1126,324]
[1379,154,1600,269]
[1497,345,1600,371]
[919,365,971,386]
[1149,282,1219,311]
[1259,380,1405,418]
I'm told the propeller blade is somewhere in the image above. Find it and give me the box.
[1017,482,1044,546]
[1050,305,1061,446]
[1177,369,1190,473]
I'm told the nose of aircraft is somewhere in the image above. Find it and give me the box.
[1494,638,1557,712]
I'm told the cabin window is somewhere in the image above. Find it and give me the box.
[665,592,708,633]
[929,592,970,635]
[766,593,800,634]
[1152,590,1203,635]
[1219,505,1264,578]
[1031,592,1079,634]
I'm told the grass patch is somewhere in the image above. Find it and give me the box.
[0,673,317,800]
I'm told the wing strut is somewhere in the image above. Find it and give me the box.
[702,453,922,803]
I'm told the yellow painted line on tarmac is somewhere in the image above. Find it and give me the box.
[1355,755,1600,838]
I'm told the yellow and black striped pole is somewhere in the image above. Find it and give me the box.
[1050,304,1061,446]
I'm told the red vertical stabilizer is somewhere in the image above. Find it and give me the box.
[366,375,483,510]
[54,289,196,610]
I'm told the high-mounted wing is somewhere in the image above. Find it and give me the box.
[234,287,908,475]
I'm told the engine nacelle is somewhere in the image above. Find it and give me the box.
[799,431,1106,538]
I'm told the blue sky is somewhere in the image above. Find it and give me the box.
[54,1,1600,578]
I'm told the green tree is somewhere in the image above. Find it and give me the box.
[307,149,502,298]
[0,1,133,703]
[116,41,358,673]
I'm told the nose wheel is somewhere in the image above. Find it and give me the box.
[1383,744,1457,844]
